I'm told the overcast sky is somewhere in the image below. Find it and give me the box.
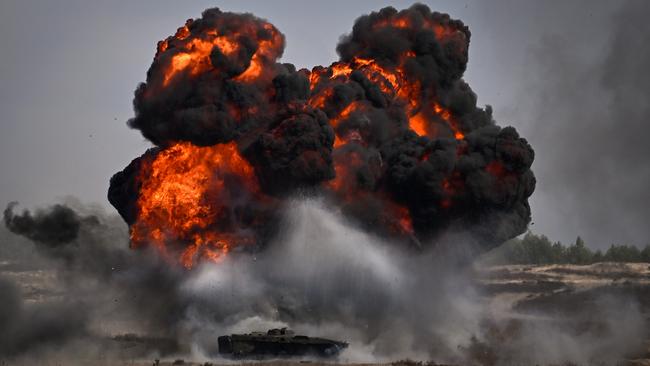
[1,0,647,249]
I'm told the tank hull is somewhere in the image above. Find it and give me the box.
[218,329,347,358]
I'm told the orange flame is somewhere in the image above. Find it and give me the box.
[433,103,464,140]
[157,20,282,86]
[162,36,238,86]
[409,112,428,136]
[372,16,465,45]
[131,142,258,268]
[330,63,353,79]
[234,26,283,83]
[234,55,263,82]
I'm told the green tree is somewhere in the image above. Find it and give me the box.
[604,244,642,262]
[551,241,566,263]
[566,236,593,264]
[592,249,604,263]
[641,245,650,262]
[520,232,556,264]
[486,233,649,265]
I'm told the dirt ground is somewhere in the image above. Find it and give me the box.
[473,263,650,365]
[2,261,650,365]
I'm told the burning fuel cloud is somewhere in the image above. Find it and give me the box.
[108,4,535,268]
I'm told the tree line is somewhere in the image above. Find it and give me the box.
[484,232,650,265]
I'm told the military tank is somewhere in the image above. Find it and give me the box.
[218,328,348,358]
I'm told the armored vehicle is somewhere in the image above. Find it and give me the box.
[218,328,348,358]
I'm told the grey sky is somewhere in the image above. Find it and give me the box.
[1,0,647,249]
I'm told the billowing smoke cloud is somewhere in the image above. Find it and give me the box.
[0,202,190,358]
[1,200,646,364]
[175,199,648,364]
[4,202,94,247]
[0,277,89,357]
[108,4,535,268]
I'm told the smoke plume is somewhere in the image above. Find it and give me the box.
[0,277,89,357]
[1,199,646,364]
[4,202,94,247]
[108,4,535,268]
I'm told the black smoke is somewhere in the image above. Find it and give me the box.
[0,202,188,358]
[109,4,535,256]
[3,202,94,247]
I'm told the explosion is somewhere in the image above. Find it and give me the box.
[109,4,535,268]
[129,142,261,268]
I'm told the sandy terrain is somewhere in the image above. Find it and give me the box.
[473,263,650,365]
[2,262,649,365]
